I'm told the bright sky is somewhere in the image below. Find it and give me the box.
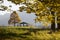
[0,0,26,15]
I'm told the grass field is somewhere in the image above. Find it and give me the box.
[0,26,60,40]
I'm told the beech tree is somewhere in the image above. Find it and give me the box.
[8,11,21,26]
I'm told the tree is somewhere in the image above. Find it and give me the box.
[7,0,60,32]
[0,0,3,3]
[8,11,21,26]
[39,0,60,32]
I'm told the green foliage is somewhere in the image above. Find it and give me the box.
[8,0,26,4]
[0,5,8,11]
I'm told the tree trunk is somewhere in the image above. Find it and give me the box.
[51,11,55,32]
[57,23,60,30]
[51,22,55,32]
[57,16,60,30]
[14,23,16,27]
[14,18,15,27]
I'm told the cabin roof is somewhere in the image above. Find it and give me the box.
[20,22,28,24]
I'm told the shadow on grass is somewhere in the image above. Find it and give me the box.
[0,31,31,39]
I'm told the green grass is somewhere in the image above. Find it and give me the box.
[0,26,60,40]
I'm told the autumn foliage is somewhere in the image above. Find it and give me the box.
[8,11,21,26]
